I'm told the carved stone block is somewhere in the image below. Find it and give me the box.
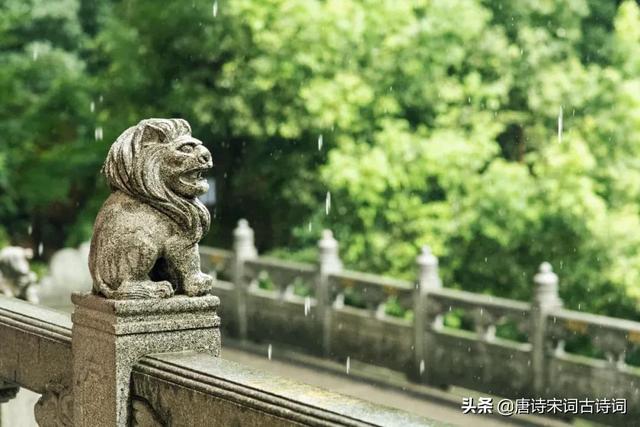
[71,292,220,427]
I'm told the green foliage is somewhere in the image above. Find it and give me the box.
[291,277,313,298]
[343,287,367,309]
[29,260,48,281]
[495,321,528,343]
[297,0,640,320]
[383,296,413,321]
[0,0,102,252]
[3,0,640,321]
[0,226,8,248]
[257,271,276,291]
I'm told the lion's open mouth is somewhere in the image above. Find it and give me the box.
[180,167,209,186]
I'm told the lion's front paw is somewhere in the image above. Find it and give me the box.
[154,281,175,298]
[112,280,175,299]
[183,273,214,297]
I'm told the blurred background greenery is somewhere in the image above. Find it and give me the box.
[2,0,640,320]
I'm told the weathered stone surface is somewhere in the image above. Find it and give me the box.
[132,352,436,427]
[0,296,72,395]
[89,118,214,299]
[0,246,38,302]
[2,296,439,427]
[34,383,73,427]
[71,292,221,427]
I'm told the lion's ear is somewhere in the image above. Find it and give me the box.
[140,123,169,144]
[173,119,191,135]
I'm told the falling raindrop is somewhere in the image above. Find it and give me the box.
[37,242,43,256]
[90,101,95,113]
[267,344,272,360]
[304,297,311,316]
[308,222,312,232]
[27,225,32,235]
[325,192,331,215]
[94,127,103,141]
[419,360,425,375]
[32,46,39,61]
[557,106,563,144]
[318,134,323,151]
[346,356,350,374]
[212,0,218,17]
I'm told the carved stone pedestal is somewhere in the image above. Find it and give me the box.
[71,292,220,427]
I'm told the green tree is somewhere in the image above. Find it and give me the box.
[3,0,640,321]
[0,0,99,254]
[305,0,640,319]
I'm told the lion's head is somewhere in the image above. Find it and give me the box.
[102,118,212,233]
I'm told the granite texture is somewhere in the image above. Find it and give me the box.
[1,296,441,427]
[34,383,72,426]
[132,352,436,427]
[89,118,214,299]
[71,292,221,427]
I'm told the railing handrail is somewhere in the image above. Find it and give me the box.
[0,295,436,426]
[198,221,640,422]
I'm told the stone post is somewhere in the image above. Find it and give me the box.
[530,262,562,397]
[316,230,342,357]
[71,293,221,426]
[232,219,257,341]
[412,246,442,382]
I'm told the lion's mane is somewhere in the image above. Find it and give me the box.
[102,118,210,235]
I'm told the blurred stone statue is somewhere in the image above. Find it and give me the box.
[89,118,215,299]
[0,246,38,302]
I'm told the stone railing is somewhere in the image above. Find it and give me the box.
[0,295,434,426]
[201,219,640,424]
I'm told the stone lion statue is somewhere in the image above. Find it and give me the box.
[89,118,214,299]
[0,246,38,301]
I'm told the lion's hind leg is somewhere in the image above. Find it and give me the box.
[92,229,175,300]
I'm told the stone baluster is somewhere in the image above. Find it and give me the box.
[316,230,342,357]
[412,246,442,382]
[232,219,258,341]
[530,262,562,397]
